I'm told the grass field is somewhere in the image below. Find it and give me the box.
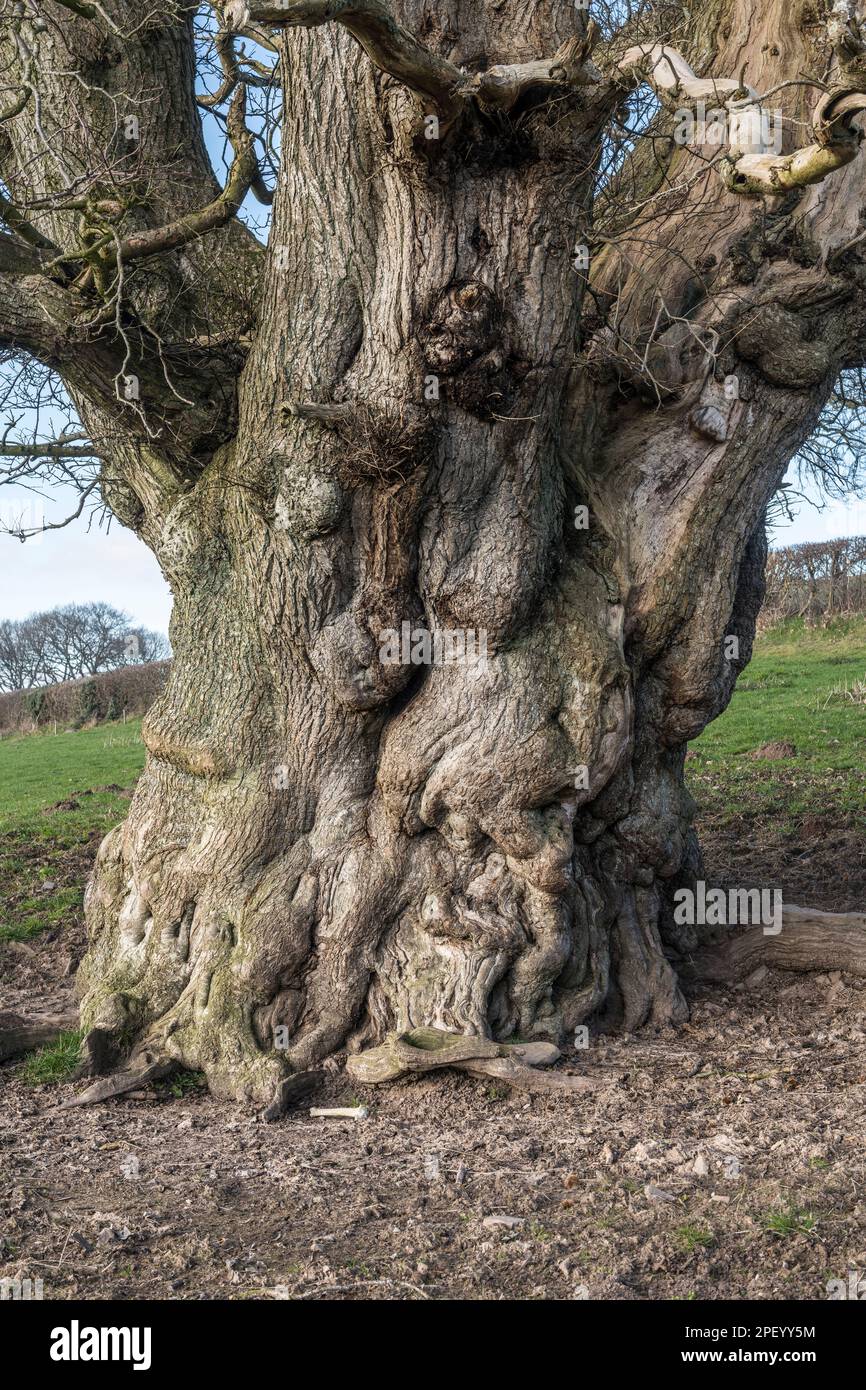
[0,719,145,828]
[0,618,863,944]
[0,720,144,942]
[690,617,866,827]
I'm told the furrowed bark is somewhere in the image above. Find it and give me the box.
[4,1,866,1108]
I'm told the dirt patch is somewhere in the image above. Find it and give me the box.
[0,834,94,1018]
[748,741,797,759]
[697,812,866,915]
[2,966,866,1301]
[2,811,865,1301]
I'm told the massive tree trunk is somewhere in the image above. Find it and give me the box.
[4,0,866,1106]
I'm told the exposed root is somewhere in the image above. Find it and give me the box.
[51,903,866,1111]
[457,1054,609,1096]
[346,1026,609,1096]
[688,904,866,984]
[60,1053,175,1108]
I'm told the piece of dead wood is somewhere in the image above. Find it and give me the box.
[458,1054,601,1094]
[0,1009,79,1063]
[346,1026,602,1096]
[59,1057,175,1108]
[310,1105,368,1120]
[688,904,866,984]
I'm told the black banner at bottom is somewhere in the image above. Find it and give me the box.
[3,1295,860,1376]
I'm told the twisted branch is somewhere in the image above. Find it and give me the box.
[618,36,866,198]
[233,2,601,118]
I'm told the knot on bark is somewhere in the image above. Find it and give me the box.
[419,279,523,417]
[688,404,728,442]
[734,302,832,388]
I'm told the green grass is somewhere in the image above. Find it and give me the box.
[762,1203,817,1238]
[690,617,866,821]
[0,719,145,944]
[0,886,84,943]
[21,1030,83,1085]
[0,719,145,828]
[160,1070,207,1099]
[675,1224,715,1252]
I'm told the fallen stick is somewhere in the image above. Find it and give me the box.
[347,1027,505,1084]
[310,1106,369,1120]
[0,1009,79,1063]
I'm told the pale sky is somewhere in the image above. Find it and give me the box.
[1,484,174,633]
[1,473,864,638]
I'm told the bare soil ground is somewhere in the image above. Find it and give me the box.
[698,796,866,915]
[2,816,865,1302]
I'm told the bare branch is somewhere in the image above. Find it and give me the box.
[722,85,866,196]
[0,190,60,256]
[230,0,464,118]
[617,38,866,199]
[49,0,123,32]
[0,437,95,459]
[76,87,263,268]
[229,1,607,124]
[50,0,100,17]
[0,478,99,541]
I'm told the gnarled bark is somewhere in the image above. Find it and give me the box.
[3,0,866,1108]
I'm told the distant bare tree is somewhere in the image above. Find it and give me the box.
[0,602,169,689]
[0,613,48,689]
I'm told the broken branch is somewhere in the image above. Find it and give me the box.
[617,33,866,199]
